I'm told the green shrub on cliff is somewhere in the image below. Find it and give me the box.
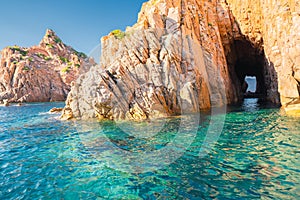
[54,37,62,43]
[46,43,54,48]
[36,53,45,58]
[71,48,87,59]
[44,56,52,61]
[61,66,71,73]
[20,50,28,56]
[36,53,51,61]
[59,56,69,63]
[23,66,30,71]
[77,52,87,58]
[9,45,27,56]
[9,45,20,51]
[111,29,126,40]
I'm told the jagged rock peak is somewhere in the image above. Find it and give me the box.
[0,29,95,103]
[39,29,67,51]
[41,29,61,43]
[45,28,56,36]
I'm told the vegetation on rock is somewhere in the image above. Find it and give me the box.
[54,38,62,43]
[75,64,80,68]
[72,48,87,58]
[8,45,28,56]
[23,66,30,71]
[45,43,54,48]
[61,66,71,73]
[111,29,126,40]
[59,56,69,63]
[0,29,95,103]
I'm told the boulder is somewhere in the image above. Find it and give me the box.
[3,99,9,107]
[49,107,63,113]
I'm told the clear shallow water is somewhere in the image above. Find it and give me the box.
[0,100,299,199]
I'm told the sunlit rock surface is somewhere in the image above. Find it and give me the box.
[0,29,95,103]
[62,0,299,120]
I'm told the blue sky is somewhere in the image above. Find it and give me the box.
[0,0,147,54]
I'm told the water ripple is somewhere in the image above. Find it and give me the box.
[0,102,299,199]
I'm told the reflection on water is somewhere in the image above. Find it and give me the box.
[242,98,259,111]
[0,102,299,199]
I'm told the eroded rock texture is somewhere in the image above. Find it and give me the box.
[223,0,300,113]
[62,0,300,120]
[0,29,95,103]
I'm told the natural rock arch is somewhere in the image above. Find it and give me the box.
[228,39,270,101]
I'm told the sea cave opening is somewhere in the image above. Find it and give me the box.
[245,76,257,93]
[232,39,267,101]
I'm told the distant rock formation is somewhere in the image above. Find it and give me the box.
[62,0,299,120]
[0,29,95,103]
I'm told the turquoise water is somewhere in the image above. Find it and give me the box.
[0,100,299,199]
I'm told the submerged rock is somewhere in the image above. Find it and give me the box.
[62,0,300,120]
[282,103,300,117]
[0,29,95,103]
[61,107,74,120]
[3,99,9,107]
[49,107,63,113]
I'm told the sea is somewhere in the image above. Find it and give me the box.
[0,99,299,199]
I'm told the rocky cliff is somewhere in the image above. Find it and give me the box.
[62,0,299,120]
[0,29,95,103]
[223,0,300,114]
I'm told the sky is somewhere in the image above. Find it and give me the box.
[0,0,147,55]
[245,76,257,93]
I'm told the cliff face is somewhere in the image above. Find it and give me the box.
[0,29,95,103]
[62,0,299,120]
[223,0,300,112]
